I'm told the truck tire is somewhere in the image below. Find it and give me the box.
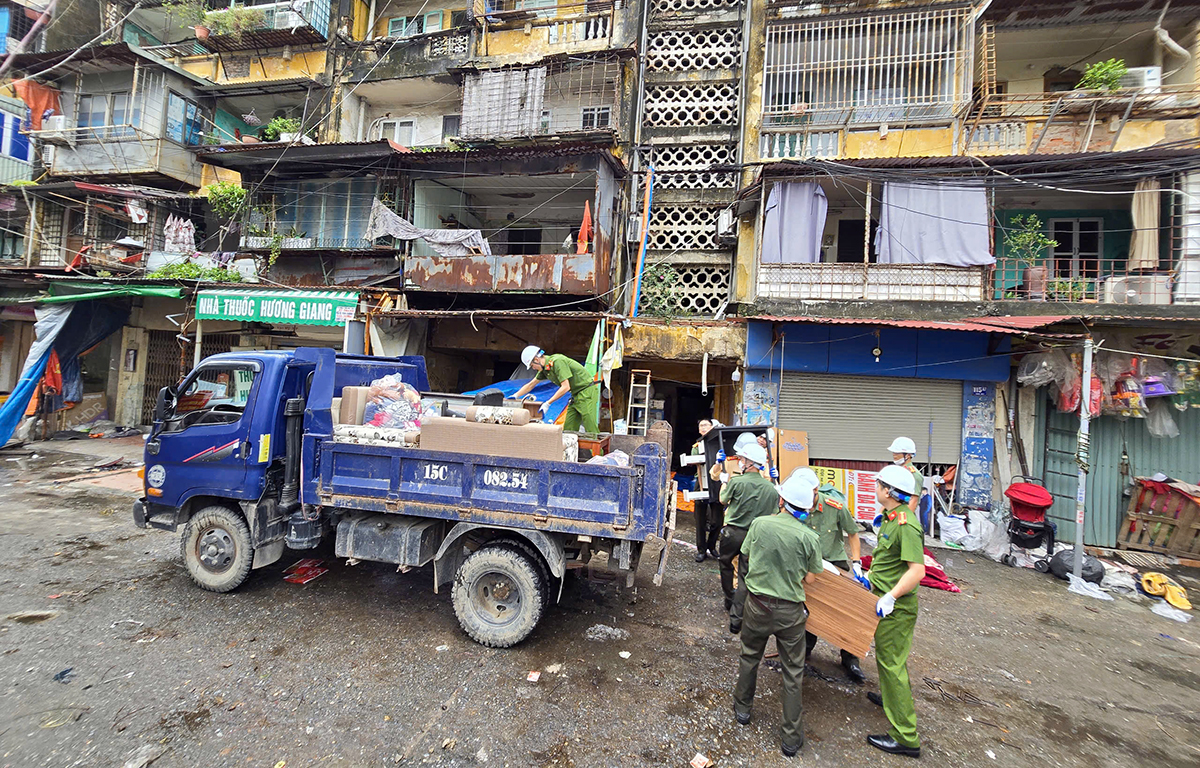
[181,505,254,593]
[452,545,545,648]
[488,537,553,608]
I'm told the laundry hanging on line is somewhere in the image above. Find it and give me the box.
[363,198,492,258]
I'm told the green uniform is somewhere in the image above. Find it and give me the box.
[718,471,779,627]
[733,513,823,751]
[907,464,924,501]
[803,486,860,665]
[535,353,599,433]
[868,503,924,750]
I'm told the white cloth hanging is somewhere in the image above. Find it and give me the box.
[364,198,492,257]
[760,182,828,264]
[1128,177,1160,271]
[874,182,994,266]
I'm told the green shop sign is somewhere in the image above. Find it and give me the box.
[196,289,359,326]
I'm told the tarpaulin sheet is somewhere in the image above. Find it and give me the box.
[462,379,570,424]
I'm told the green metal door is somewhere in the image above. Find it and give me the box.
[1039,392,1200,548]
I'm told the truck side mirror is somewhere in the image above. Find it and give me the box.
[153,386,174,422]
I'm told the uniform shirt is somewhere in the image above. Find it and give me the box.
[741,512,824,603]
[719,470,779,528]
[535,354,592,395]
[907,464,924,501]
[868,503,924,598]
[806,486,857,563]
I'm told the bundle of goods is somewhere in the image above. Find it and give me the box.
[362,375,437,431]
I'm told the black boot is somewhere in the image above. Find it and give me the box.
[843,657,865,684]
[867,734,920,758]
[694,550,707,563]
[867,691,883,707]
[781,738,804,757]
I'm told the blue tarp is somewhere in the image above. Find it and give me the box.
[462,379,571,424]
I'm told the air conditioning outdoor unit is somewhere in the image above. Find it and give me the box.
[1175,259,1200,303]
[1104,274,1173,305]
[1119,66,1162,93]
[715,206,736,244]
[40,114,73,144]
[627,212,644,243]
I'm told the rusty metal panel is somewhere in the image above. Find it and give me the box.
[492,254,554,292]
[560,253,597,294]
[407,252,600,294]
[406,255,491,292]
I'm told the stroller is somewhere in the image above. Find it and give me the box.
[1002,477,1056,572]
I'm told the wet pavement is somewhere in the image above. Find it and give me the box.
[2,441,1199,767]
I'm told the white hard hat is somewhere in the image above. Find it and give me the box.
[779,471,818,511]
[793,467,819,487]
[888,436,917,454]
[521,345,543,369]
[877,464,918,496]
[732,432,757,452]
[735,441,768,468]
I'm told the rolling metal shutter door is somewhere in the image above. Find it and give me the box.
[778,373,963,463]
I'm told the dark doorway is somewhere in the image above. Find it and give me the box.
[837,218,878,263]
[674,384,714,477]
[507,228,542,255]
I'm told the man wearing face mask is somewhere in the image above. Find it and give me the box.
[691,418,722,562]
[888,437,924,505]
[710,440,778,633]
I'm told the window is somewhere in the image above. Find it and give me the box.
[507,228,542,255]
[450,10,468,26]
[424,11,443,32]
[269,177,378,248]
[165,92,207,145]
[2,114,30,162]
[76,92,136,138]
[169,365,257,428]
[581,106,611,130]
[539,110,551,133]
[378,119,414,145]
[763,6,974,127]
[0,231,23,259]
[388,16,422,36]
[441,114,461,141]
[1049,219,1103,280]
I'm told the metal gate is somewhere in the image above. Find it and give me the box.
[140,331,240,424]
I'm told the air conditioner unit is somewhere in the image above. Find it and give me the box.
[627,212,644,243]
[40,114,73,144]
[1175,259,1200,303]
[1104,274,1173,305]
[716,206,736,244]
[274,10,305,29]
[1119,66,1162,93]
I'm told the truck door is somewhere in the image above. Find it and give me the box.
[145,360,261,507]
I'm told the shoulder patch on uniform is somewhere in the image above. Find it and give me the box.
[824,499,843,510]
[898,510,908,525]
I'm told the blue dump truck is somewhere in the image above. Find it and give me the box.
[131,347,675,647]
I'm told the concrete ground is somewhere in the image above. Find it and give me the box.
[2,440,1199,768]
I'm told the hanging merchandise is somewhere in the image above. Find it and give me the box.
[1017,349,1072,389]
[1111,360,1147,419]
[1140,357,1178,398]
[126,201,149,224]
[1171,361,1200,411]
[1146,399,1180,438]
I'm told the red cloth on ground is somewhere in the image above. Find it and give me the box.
[862,547,961,594]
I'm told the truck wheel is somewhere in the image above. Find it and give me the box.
[489,537,553,608]
[181,505,254,593]
[452,546,545,648]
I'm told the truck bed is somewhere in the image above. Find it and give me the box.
[315,438,671,542]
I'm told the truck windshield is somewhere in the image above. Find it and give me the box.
[166,365,256,430]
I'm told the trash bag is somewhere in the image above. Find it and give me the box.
[937,512,969,546]
[1049,548,1105,584]
[1067,573,1114,601]
[1017,350,1071,389]
[1147,399,1180,438]
[1150,601,1193,623]
[363,374,427,430]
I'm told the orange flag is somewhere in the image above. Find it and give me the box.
[577,200,592,255]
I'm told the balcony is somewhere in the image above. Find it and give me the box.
[344,28,473,83]
[406,252,603,293]
[963,85,1200,155]
[757,263,990,303]
[200,0,332,53]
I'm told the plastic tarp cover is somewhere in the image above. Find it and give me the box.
[462,379,570,424]
[0,305,71,444]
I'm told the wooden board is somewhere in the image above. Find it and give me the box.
[804,568,880,659]
[776,429,809,478]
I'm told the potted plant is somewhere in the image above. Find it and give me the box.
[1003,214,1057,300]
[1076,58,1128,92]
[206,6,266,40]
[1048,277,1092,302]
[282,226,312,249]
[261,116,302,142]
[205,180,247,220]
[164,0,210,39]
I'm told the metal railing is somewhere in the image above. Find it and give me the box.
[759,129,840,160]
[757,262,989,302]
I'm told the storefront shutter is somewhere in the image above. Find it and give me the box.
[777,372,963,463]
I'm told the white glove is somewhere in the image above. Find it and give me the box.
[538,402,550,418]
[875,593,896,618]
[852,563,871,590]
[719,473,729,483]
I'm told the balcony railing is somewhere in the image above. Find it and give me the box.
[345,28,472,82]
[201,0,331,52]
[964,85,1200,154]
[758,263,989,302]
[759,129,840,160]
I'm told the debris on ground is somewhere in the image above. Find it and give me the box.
[283,559,328,584]
[476,747,488,762]
[690,753,712,768]
[6,609,59,624]
[442,738,456,750]
[52,667,74,683]
[584,624,630,641]
[1141,572,1192,610]
[618,651,631,659]
[544,663,562,674]
[435,645,449,652]
[1150,601,1193,623]
[526,671,541,682]
[1067,573,1114,601]
[121,744,168,768]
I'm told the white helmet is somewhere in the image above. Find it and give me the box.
[735,441,767,468]
[888,436,917,454]
[876,464,918,496]
[779,471,818,511]
[793,467,819,487]
[521,345,543,369]
[732,432,757,452]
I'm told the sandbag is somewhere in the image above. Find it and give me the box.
[1049,549,1104,584]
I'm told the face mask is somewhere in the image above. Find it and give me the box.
[893,458,906,465]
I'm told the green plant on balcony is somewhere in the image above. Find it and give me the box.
[1048,277,1091,302]
[638,261,686,320]
[205,180,247,219]
[261,116,302,142]
[205,6,267,39]
[164,0,208,27]
[148,262,244,282]
[1076,59,1128,92]
[1003,214,1057,300]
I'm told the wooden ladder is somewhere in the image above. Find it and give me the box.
[625,369,652,436]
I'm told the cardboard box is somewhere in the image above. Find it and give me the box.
[59,392,108,430]
[776,429,809,479]
[339,386,370,426]
[419,417,565,462]
[804,568,880,659]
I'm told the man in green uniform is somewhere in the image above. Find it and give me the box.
[794,468,867,683]
[514,345,599,434]
[732,470,824,757]
[709,441,778,633]
[862,464,926,758]
[888,436,924,508]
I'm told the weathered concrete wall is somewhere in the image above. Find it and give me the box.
[178,50,328,85]
[44,0,103,51]
[622,321,744,363]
